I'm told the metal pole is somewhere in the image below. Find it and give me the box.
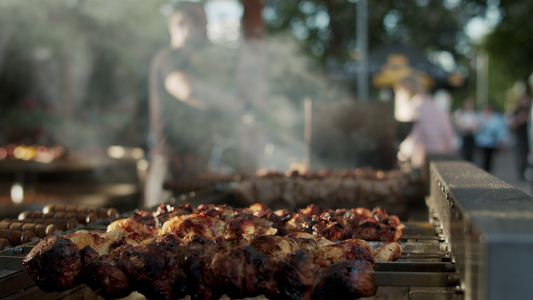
[356,0,369,102]
[476,51,489,108]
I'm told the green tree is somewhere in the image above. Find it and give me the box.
[0,0,169,146]
[484,1,533,81]
[483,1,533,109]
[265,0,486,68]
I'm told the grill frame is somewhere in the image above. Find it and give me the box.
[428,160,533,300]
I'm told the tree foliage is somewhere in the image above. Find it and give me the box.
[0,0,169,146]
[484,1,533,84]
[0,0,526,147]
[265,0,487,69]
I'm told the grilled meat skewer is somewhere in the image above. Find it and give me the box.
[24,202,403,299]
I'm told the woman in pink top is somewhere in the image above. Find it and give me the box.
[395,75,456,170]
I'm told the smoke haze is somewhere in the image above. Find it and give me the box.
[0,0,395,173]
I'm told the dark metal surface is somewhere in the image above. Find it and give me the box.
[375,272,458,287]
[428,160,533,300]
[0,270,37,299]
[0,245,33,271]
[5,284,101,300]
[409,287,463,300]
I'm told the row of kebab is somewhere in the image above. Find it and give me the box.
[11,169,412,300]
[0,204,118,248]
[233,169,413,216]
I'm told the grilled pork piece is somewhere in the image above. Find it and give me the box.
[161,214,226,239]
[271,250,319,300]
[313,260,377,299]
[208,245,273,299]
[249,235,300,259]
[23,228,138,294]
[352,220,403,242]
[314,239,375,267]
[23,235,82,292]
[373,241,403,262]
[153,203,196,226]
[82,245,133,299]
[118,239,190,300]
[107,218,159,243]
[197,204,236,220]
[223,215,278,241]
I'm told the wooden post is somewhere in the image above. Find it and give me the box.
[304,97,312,171]
[61,51,74,147]
[238,0,266,176]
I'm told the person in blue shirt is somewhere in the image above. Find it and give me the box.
[475,103,509,172]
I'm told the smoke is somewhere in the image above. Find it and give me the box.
[0,0,395,175]
[0,0,166,149]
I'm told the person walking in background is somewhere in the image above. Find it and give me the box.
[475,103,509,173]
[509,93,531,180]
[395,75,456,173]
[453,98,480,162]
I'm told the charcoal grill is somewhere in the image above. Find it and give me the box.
[1,160,532,299]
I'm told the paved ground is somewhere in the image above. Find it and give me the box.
[479,144,532,196]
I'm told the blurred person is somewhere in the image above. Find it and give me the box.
[453,98,480,162]
[522,73,533,195]
[475,103,509,173]
[395,75,456,173]
[145,2,242,207]
[509,93,531,180]
[393,74,419,147]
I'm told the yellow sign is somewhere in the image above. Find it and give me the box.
[372,54,435,88]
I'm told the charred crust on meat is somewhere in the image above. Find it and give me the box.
[313,260,377,299]
[24,202,402,299]
[357,221,383,230]
[22,235,82,292]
